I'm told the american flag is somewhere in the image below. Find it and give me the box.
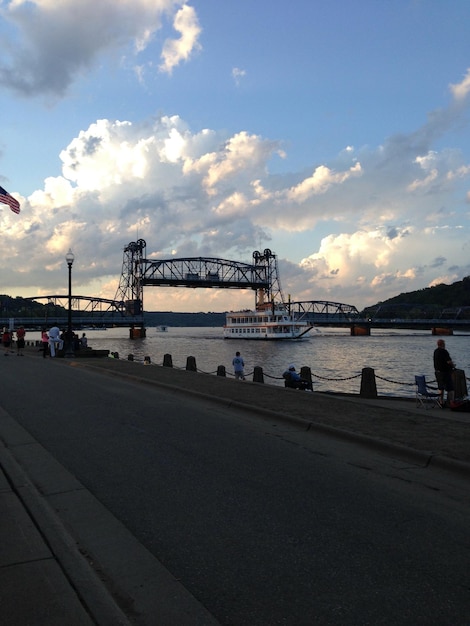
[0,185,20,214]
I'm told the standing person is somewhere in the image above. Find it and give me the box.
[433,339,455,407]
[41,329,49,358]
[80,332,88,348]
[48,325,63,357]
[2,327,11,356]
[232,351,245,380]
[16,326,25,356]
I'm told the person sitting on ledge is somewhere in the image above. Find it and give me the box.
[282,364,311,391]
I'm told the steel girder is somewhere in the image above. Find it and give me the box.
[139,257,269,290]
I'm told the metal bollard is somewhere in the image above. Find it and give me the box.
[186,356,197,371]
[217,365,226,377]
[163,353,173,367]
[300,366,313,390]
[253,366,264,383]
[360,367,377,398]
[452,368,468,399]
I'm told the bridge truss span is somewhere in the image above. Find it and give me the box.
[112,240,272,317]
[25,295,126,315]
[291,300,360,323]
[140,256,270,290]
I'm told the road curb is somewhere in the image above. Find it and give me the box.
[0,432,132,626]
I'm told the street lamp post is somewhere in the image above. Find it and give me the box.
[65,248,75,358]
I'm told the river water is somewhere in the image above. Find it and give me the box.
[31,326,470,398]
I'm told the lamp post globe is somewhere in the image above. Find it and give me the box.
[65,249,75,358]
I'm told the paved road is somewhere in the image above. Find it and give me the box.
[1,355,469,625]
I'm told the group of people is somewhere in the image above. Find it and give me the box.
[2,326,26,356]
[232,338,457,402]
[232,351,312,390]
[2,325,90,358]
[41,327,88,358]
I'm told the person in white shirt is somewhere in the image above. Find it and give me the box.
[48,326,63,357]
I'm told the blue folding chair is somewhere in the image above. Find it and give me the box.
[415,375,441,409]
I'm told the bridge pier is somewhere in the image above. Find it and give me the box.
[129,325,146,339]
[432,327,453,336]
[350,324,371,336]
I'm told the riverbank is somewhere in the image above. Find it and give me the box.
[26,346,470,469]
[21,326,470,397]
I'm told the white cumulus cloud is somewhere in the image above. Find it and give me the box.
[1,84,470,311]
[159,4,202,74]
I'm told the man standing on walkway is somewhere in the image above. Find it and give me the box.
[433,339,455,407]
[232,351,245,380]
[48,326,63,357]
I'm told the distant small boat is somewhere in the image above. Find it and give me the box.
[156,325,168,332]
[82,326,107,331]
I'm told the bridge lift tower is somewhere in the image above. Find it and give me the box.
[113,239,147,337]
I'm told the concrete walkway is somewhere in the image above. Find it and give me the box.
[1,348,469,625]
[76,351,470,469]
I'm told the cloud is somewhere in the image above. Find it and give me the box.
[232,67,246,86]
[159,4,202,74]
[294,225,469,307]
[0,0,198,97]
[2,67,470,311]
[184,131,283,196]
[449,68,470,101]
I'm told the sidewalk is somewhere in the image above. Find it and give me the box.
[1,349,469,625]
[74,352,470,468]
[0,434,130,626]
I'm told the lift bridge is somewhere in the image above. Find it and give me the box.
[21,240,360,332]
[112,240,360,326]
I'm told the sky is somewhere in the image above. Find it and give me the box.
[1,0,470,314]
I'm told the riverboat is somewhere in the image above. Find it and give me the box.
[224,248,317,340]
[224,303,315,339]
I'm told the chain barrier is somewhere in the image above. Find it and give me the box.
[263,372,284,380]
[311,372,362,382]
[375,374,415,386]
[121,353,469,391]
